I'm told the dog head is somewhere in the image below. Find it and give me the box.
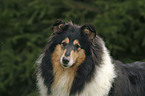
[51,19,96,68]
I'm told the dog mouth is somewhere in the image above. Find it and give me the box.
[61,63,71,68]
[60,56,74,68]
[62,64,69,68]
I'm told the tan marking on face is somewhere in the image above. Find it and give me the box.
[52,45,64,73]
[73,39,81,50]
[51,38,86,92]
[62,37,69,44]
[70,49,86,71]
[68,40,86,70]
[51,44,75,92]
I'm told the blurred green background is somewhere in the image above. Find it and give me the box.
[0,0,145,96]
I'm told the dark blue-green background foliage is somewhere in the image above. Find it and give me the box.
[0,0,145,96]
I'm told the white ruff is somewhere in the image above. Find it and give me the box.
[36,54,48,96]
[78,44,116,96]
[37,74,48,96]
[37,42,116,96]
[51,72,72,96]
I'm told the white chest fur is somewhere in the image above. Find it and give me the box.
[78,46,116,96]
[51,71,73,96]
[37,42,116,96]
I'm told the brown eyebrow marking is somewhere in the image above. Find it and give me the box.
[73,39,81,50]
[62,37,69,44]
[73,40,80,46]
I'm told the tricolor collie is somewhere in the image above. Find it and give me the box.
[36,19,145,96]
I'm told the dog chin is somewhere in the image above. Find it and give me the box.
[60,58,74,68]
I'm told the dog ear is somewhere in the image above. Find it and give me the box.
[81,24,96,41]
[52,19,65,33]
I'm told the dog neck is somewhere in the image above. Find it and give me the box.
[78,42,117,96]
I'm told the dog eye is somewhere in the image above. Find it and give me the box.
[62,42,67,48]
[74,44,80,49]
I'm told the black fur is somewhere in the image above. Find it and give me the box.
[39,22,103,95]
[40,42,55,94]
[111,60,145,96]
[52,19,65,27]
[37,20,145,96]
[81,24,96,35]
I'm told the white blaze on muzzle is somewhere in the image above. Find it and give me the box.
[60,53,73,68]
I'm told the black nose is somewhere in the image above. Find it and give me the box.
[62,57,70,64]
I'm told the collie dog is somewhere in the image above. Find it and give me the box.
[36,19,145,96]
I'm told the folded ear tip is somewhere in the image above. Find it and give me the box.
[81,24,96,33]
[53,19,65,26]
[58,24,64,29]
[81,24,96,41]
[52,19,65,33]
[56,19,64,23]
